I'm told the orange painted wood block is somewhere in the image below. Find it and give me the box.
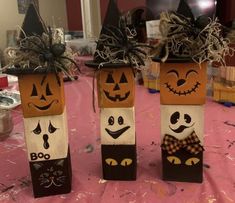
[18,73,65,118]
[160,62,207,105]
[97,67,135,108]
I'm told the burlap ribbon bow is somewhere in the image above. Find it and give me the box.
[161,131,204,155]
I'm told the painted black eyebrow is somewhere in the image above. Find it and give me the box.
[166,69,179,77]
[186,69,198,78]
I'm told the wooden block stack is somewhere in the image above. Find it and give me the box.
[98,68,137,180]
[159,62,207,182]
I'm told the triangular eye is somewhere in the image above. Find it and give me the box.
[119,73,127,83]
[106,74,115,83]
[46,83,52,95]
[32,121,41,134]
[30,84,38,96]
[48,121,57,133]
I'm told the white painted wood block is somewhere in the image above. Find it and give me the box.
[23,110,68,162]
[100,107,135,145]
[161,105,204,144]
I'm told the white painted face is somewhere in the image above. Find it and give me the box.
[161,105,204,143]
[23,110,68,162]
[100,107,135,145]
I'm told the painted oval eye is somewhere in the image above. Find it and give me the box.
[105,158,118,166]
[106,74,115,83]
[119,73,128,83]
[32,122,41,134]
[170,112,180,124]
[185,157,200,166]
[184,114,191,123]
[30,84,38,96]
[120,158,133,166]
[48,121,57,133]
[46,83,52,96]
[108,116,114,125]
[167,156,181,164]
[118,116,124,125]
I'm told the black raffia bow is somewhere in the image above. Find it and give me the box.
[161,131,204,155]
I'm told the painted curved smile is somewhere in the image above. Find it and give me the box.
[105,126,130,139]
[165,82,200,96]
[28,100,59,111]
[104,90,130,102]
[169,123,195,133]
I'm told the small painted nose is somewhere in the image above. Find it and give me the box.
[40,94,46,101]
[177,79,186,86]
[113,83,120,91]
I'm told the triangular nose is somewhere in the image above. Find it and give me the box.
[177,79,186,86]
[40,94,46,101]
[113,83,120,91]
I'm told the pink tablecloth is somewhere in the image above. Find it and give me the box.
[0,76,235,203]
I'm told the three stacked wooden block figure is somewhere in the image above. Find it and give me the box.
[153,0,230,182]
[86,0,150,180]
[5,4,72,197]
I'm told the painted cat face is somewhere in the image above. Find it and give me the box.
[18,73,65,117]
[97,67,135,108]
[160,62,207,104]
[100,107,135,145]
[161,105,204,143]
[23,110,68,161]
[101,145,136,180]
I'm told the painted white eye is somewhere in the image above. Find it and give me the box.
[120,158,132,166]
[167,156,181,164]
[185,157,200,166]
[105,158,118,166]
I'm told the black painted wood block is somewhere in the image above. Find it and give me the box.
[101,145,136,180]
[162,148,203,183]
[29,147,72,198]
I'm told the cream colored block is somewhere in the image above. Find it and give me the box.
[23,110,68,162]
[161,105,204,144]
[100,107,135,145]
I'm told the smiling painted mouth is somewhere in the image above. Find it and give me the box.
[105,126,130,139]
[169,123,195,133]
[28,100,59,111]
[164,82,200,96]
[104,90,130,102]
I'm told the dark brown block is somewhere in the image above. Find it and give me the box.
[101,145,136,180]
[162,148,203,183]
[29,147,72,198]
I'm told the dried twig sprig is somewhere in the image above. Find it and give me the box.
[158,11,233,65]
[95,18,152,67]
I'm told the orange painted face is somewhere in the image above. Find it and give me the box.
[97,67,135,108]
[18,73,65,117]
[160,62,207,104]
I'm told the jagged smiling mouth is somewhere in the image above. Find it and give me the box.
[104,90,130,102]
[28,100,59,111]
[164,82,201,96]
[105,126,130,139]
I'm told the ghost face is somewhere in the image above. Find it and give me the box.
[100,107,135,145]
[161,105,204,143]
[24,110,68,161]
[97,67,135,108]
[18,73,65,118]
[160,62,207,104]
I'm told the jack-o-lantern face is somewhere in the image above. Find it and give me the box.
[160,62,207,104]
[100,107,135,145]
[18,73,65,117]
[24,110,68,161]
[161,105,204,143]
[97,67,135,108]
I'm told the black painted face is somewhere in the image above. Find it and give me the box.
[29,152,72,197]
[162,148,203,182]
[105,116,130,139]
[101,145,136,180]
[169,111,195,133]
[32,120,58,149]
[164,69,200,96]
